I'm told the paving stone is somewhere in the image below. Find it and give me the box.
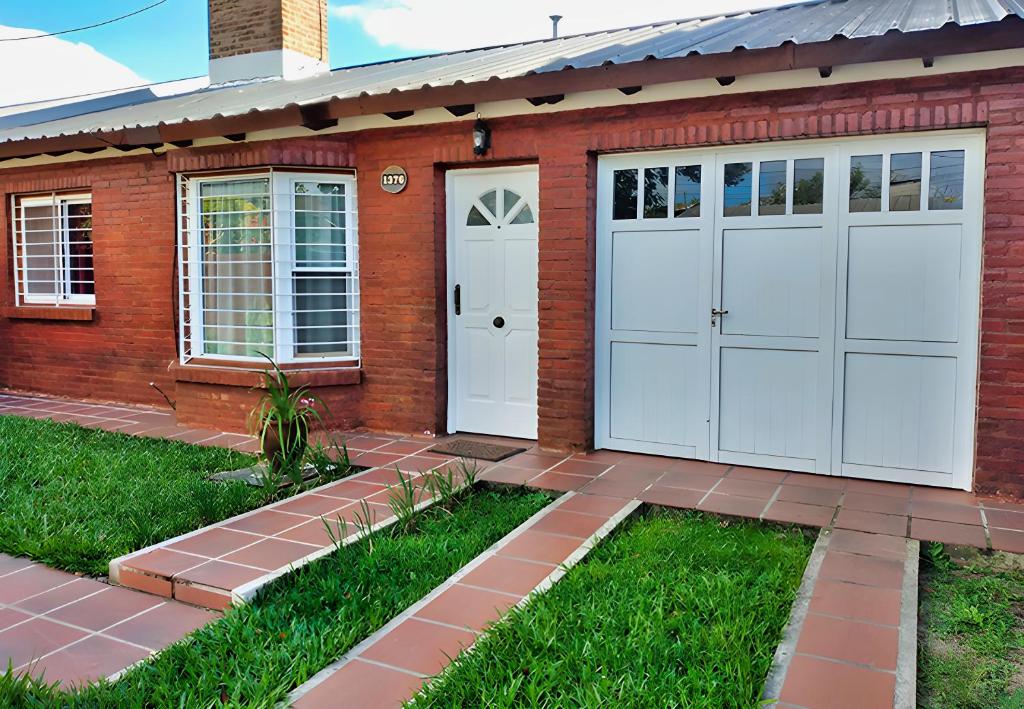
[779,655,896,709]
[827,528,907,560]
[557,493,629,517]
[478,465,538,485]
[0,565,77,605]
[104,601,217,650]
[818,551,904,589]
[13,578,109,615]
[497,530,586,565]
[222,509,310,536]
[842,492,910,516]
[415,584,521,632]
[844,478,912,498]
[120,548,208,578]
[46,588,163,632]
[580,476,656,498]
[795,613,898,670]
[550,459,613,477]
[221,538,321,571]
[834,508,908,537]
[0,618,87,669]
[655,469,722,492]
[22,635,150,687]
[460,556,556,596]
[776,484,843,507]
[293,659,426,709]
[989,527,1024,554]
[528,471,591,492]
[639,485,704,510]
[727,466,789,483]
[910,518,987,549]
[166,528,263,558]
[713,477,779,499]
[762,501,834,528]
[697,493,767,519]
[985,508,1024,531]
[809,579,902,627]
[361,618,476,676]
[530,509,609,538]
[173,561,265,590]
[909,500,983,525]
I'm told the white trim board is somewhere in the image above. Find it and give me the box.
[1,48,1020,171]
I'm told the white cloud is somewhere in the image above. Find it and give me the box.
[331,0,792,52]
[0,26,146,108]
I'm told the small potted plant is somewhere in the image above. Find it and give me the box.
[249,354,325,486]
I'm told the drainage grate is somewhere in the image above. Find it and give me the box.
[428,439,527,462]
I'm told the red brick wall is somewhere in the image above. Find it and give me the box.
[208,0,327,63]
[2,65,1023,495]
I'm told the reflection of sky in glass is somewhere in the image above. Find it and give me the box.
[723,163,752,213]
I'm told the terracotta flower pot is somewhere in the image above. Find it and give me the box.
[262,418,308,476]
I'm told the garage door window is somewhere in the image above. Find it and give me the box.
[674,166,701,217]
[929,150,965,210]
[848,150,964,214]
[889,153,922,211]
[849,155,883,212]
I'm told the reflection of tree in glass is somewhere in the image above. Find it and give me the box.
[644,168,667,211]
[793,171,824,205]
[723,162,751,186]
[675,165,701,215]
[849,165,881,199]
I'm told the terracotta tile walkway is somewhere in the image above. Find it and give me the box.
[290,492,640,708]
[486,451,1024,555]
[4,389,1024,705]
[0,391,258,452]
[112,440,469,610]
[0,554,218,688]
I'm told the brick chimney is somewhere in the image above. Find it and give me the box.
[208,0,329,84]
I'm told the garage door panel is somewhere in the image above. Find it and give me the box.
[609,342,700,448]
[846,224,961,343]
[611,229,700,333]
[842,353,956,473]
[718,347,817,460]
[721,227,822,338]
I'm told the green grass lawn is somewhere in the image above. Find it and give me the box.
[410,508,813,708]
[1,486,551,708]
[917,543,1024,709]
[0,415,260,575]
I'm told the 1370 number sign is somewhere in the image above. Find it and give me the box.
[380,165,408,194]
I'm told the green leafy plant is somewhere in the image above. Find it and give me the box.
[385,468,424,533]
[248,354,326,489]
[306,436,352,480]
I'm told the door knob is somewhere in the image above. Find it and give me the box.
[711,308,729,327]
[493,316,505,328]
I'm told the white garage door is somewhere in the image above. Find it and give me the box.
[595,131,983,489]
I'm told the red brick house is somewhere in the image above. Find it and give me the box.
[2,0,1023,496]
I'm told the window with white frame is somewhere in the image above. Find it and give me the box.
[11,192,94,306]
[177,171,359,364]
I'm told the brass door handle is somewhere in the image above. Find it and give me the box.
[711,308,729,326]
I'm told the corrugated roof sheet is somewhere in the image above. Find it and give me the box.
[1,0,1021,146]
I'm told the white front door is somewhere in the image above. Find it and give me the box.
[596,131,983,489]
[448,167,539,439]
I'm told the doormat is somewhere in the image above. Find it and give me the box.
[428,439,527,462]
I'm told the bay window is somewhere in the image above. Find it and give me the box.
[177,171,359,364]
[11,192,94,306]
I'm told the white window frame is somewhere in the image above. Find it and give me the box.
[177,170,360,365]
[11,192,95,306]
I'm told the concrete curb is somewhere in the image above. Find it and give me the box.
[894,538,921,709]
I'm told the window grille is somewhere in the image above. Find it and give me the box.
[177,170,360,364]
[11,192,94,306]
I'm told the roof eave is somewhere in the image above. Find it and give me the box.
[2,17,1022,161]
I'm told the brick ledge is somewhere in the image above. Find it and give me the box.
[2,305,94,321]
[170,361,361,388]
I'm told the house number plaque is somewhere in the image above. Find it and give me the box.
[380,165,408,194]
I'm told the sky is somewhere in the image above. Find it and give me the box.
[0,0,792,107]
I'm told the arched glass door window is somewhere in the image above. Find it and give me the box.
[467,188,534,226]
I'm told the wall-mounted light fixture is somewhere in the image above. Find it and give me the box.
[472,114,491,156]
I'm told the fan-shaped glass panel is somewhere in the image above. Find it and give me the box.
[480,189,497,217]
[503,190,522,216]
[511,203,534,224]
[467,205,491,226]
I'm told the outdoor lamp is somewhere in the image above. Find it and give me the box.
[473,116,491,156]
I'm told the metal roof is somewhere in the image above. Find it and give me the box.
[1,0,1022,146]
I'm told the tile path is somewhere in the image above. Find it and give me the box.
[4,390,1024,705]
[0,391,258,452]
[289,492,640,708]
[112,444,469,610]
[0,554,218,689]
